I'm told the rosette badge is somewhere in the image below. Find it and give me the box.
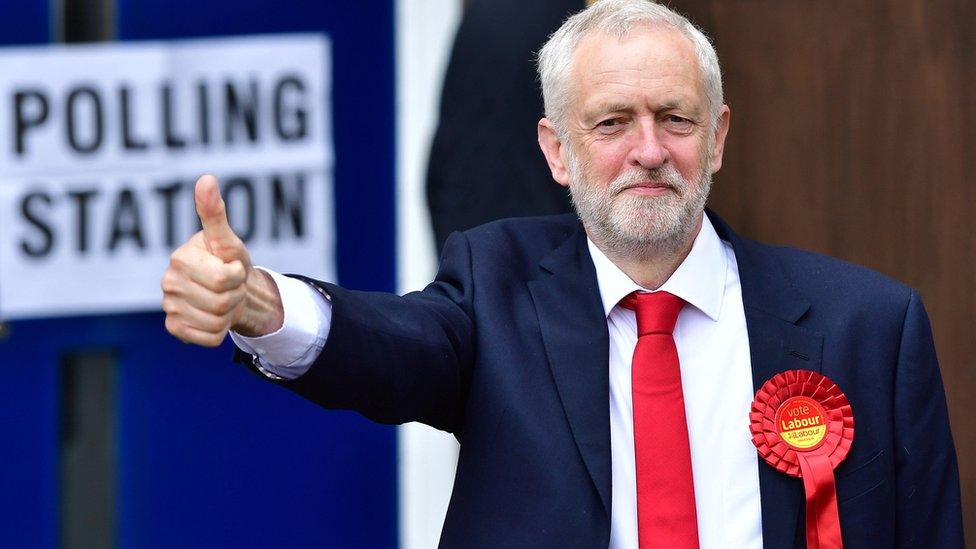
[750,370,854,549]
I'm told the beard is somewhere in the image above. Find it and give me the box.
[565,147,711,260]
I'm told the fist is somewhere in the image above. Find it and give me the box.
[162,175,280,347]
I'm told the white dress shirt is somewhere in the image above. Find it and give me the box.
[231,215,762,548]
[591,215,762,549]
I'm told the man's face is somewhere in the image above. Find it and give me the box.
[539,26,730,255]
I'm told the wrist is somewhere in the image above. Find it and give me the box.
[233,268,285,337]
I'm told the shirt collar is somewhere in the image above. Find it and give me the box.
[587,213,728,321]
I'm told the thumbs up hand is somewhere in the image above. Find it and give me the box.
[195,173,251,268]
[162,175,284,347]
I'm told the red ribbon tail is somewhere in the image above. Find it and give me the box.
[797,452,843,549]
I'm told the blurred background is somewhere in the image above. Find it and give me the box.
[0,0,970,547]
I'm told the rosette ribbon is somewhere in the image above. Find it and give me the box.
[749,370,855,549]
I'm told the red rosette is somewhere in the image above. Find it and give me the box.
[750,370,855,549]
[750,369,854,476]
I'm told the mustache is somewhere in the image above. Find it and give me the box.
[608,165,688,195]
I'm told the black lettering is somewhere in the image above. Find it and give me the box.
[224,79,259,143]
[67,188,98,252]
[119,86,148,151]
[14,89,49,155]
[273,75,307,141]
[108,188,146,251]
[197,81,210,146]
[66,87,103,154]
[161,84,187,149]
[221,177,256,242]
[20,191,55,257]
[154,181,183,247]
[271,172,305,239]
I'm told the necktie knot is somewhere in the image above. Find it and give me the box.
[621,291,684,336]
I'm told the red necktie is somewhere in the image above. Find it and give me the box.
[621,291,699,548]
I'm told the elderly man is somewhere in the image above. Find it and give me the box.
[162,0,962,547]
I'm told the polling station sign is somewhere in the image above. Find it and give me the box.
[0,34,334,319]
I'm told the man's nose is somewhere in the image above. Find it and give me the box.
[629,121,669,169]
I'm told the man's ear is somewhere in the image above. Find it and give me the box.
[709,105,731,174]
[538,118,571,187]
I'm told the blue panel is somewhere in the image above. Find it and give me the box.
[0,2,398,547]
[1,311,398,548]
[0,4,53,547]
[0,321,59,548]
[0,1,50,45]
[109,2,399,548]
[115,314,397,548]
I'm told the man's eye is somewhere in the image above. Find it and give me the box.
[664,115,694,133]
[596,118,624,133]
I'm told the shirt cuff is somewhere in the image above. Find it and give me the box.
[230,267,332,379]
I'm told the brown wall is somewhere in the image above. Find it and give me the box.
[674,0,975,543]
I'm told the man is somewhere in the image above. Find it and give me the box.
[162,0,963,547]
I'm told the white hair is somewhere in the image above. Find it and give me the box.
[537,0,723,136]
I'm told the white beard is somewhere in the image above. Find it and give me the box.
[565,147,711,260]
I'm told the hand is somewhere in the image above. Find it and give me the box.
[162,175,284,347]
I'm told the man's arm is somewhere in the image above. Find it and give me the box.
[248,229,476,433]
[163,175,475,433]
[893,290,964,546]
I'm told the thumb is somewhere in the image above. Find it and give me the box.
[194,175,245,263]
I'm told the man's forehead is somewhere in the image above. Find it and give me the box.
[586,96,695,115]
[569,26,704,112]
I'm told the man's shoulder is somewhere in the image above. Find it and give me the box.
[745,237,915,311]
[459,213,581,255]
[462,213,580,242]
[707,209,908,305]
[435,214,582,281]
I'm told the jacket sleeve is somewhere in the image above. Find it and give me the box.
[238,230,476,434]
[893,289,964,547]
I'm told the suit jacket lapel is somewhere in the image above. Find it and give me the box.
[527,224,612,521]
[710,210,824,548]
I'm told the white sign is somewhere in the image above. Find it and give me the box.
[0,34,334,319]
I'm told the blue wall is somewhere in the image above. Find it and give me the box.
[0,2,398,547]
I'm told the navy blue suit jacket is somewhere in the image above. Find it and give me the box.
[246,211,963,547]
